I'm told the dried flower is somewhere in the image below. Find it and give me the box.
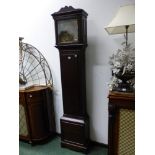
[109,42,135,90]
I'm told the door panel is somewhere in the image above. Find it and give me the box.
[28,102,48,139]
[60,52,82,116]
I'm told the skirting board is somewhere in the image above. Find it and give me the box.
[55,132,108,148]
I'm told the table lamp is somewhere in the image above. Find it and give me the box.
[105,4,135,92]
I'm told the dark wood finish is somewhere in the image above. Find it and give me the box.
[52,6,87,46]
[19,86,56,144]
[52,6,89,153]
[61,116,89,153]
[108,91,135,155]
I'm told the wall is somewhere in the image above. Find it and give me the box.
[19,0,135,144]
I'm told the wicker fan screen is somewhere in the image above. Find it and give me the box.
[19,38,53,89]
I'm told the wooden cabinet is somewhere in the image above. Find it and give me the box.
[19,86,55,143]
[108,91,135,155]
[52,6,89,153]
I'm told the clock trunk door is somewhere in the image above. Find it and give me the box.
[60,52,82,116]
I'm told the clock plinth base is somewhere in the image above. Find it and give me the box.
[60,116,89,153]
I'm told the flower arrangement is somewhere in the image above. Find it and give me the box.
[109,42,135,91]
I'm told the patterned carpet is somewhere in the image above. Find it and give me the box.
[19,136,107,155]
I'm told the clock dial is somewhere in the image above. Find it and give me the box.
[58,19,78,43]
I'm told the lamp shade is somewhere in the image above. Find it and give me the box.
[105,4,135,35]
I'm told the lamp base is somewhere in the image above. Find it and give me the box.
[114,71,135,92]
[113,82,134,92]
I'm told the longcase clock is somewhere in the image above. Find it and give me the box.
[52,6,89,153]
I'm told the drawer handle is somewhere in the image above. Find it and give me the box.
[29,94,32,98]
[67,56,71,60]
[74,54,77,58]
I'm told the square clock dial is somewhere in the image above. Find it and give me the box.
[58,19,78,43]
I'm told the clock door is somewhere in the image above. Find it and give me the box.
[60,52,82,116]
[57,19,79,44]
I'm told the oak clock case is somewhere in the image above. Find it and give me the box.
[19,38,56,144]
[52,6,89,153]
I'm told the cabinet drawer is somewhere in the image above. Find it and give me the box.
[26,91,43,103]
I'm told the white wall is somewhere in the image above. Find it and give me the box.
[19,0,135,144]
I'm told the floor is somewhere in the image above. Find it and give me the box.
[19,137,108,155]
